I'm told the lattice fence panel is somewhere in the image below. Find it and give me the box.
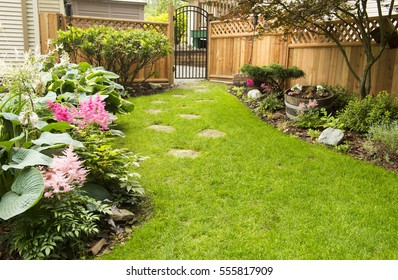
[290,16,398,45]
[70,16,168,35]
[211,19,273,36]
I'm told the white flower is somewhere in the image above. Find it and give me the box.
[18,111,39,127]
[316,85,324,91]
[291,84,302,91]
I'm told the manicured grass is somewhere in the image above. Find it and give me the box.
[101,81,398,260]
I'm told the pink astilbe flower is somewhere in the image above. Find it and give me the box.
[47,101,74,124]
[41,146,88,198]
[47,94,114,131]
[72,94,114,130]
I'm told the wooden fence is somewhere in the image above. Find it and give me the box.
[208,16,398,96]
[39,13,172,85]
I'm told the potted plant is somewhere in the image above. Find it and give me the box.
[284,84,334,119]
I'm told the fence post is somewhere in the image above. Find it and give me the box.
[207,20,212,80]
[168,5,175,86]
[39,13,65,54]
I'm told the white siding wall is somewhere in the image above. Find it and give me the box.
[0,0,26,63]
[348,0,398,16]
[72,0,145,20]
[38,0,64,13]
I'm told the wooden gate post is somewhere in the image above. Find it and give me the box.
[168,5,175,86]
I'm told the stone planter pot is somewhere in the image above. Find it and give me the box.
[284,88,334,119]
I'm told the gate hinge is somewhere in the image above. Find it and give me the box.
[172,66,176,72]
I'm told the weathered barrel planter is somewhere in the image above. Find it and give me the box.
[284,86,334,119]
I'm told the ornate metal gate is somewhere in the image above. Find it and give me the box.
[174,6,208,79]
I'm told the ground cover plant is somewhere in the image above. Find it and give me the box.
[100,81,398,260]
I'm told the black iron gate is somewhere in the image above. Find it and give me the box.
[174,6,208,79]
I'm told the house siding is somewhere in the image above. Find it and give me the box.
[72,0,146,20]
[38,0,64,13]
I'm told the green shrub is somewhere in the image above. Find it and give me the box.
[55,26,173,88]
[255,92,283,115]
[240,63,305,91]
[293,108,324,129]
[368,121,398,153]
[7,191,111,259]
[338,91,398,133]
[74,130,146,207]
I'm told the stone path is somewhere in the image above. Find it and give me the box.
[144,82,226,158]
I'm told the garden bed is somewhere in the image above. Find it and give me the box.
[233,90,398,174]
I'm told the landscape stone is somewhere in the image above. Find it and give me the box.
[149,82,162,90]
[247,89,262,99]
[110,208,135,222]
[151,100,167,104]
[168,149,200,158]
[317,127,345,145]
[197,129,226,138]
[148,125,175,132]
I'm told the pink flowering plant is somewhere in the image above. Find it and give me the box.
[40,146,88,198]
[47,94,115,131]
[246,78,255,87]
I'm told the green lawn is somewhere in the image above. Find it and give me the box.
[100,81,398,260]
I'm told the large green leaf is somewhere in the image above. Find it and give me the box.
[0,133,24,152]
[40,122,73,132]
[82,183,112,201]
[32,132,83,148]
[0,167,44,220]
[2,148,52,171]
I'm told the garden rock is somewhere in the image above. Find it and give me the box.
[317,128,345,146]
[149,83,162,90]
[247,89,262,100]
[110,208,135,222]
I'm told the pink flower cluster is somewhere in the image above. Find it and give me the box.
[41,146,88,198]
[246,79,254,87]
[298,99,318,111]
[47,94,114,130]
[261,83,271,94]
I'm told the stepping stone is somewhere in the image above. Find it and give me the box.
[148,125,175,133]
[146,109,162,114]
[195,99,213,103]
[179,114,201,119]
[172,94,186,98]
[195,89,210,93]
[151,100,167,104]
[197,129,226,138]
[168,149,200,159]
